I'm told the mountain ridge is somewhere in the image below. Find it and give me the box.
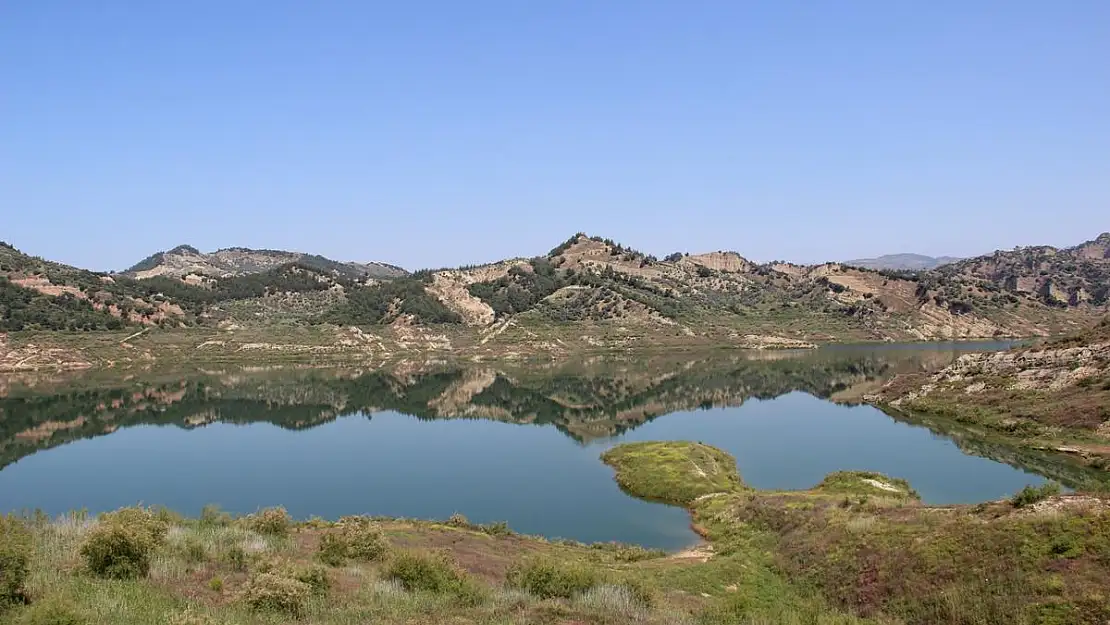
[3,232,1108,363]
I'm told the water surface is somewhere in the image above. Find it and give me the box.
[0,343,1080,549]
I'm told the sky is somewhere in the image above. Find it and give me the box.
[2,1,1108,272]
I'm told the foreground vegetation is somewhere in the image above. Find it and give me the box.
[3,442,1109,624]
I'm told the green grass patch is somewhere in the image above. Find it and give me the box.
[601,441,744,505]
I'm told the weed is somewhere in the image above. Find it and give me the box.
[207,577,224,592]
[447,512,470,528]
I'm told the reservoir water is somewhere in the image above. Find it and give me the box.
[0,343,1090,550]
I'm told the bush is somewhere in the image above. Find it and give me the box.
[80,521,158,579]
[506,558,599,599]
[479,521,513,537]
[0,516,31,608]
[316,518,389,566]
[612,577,654,608]
[20,598,85,625]
[244,507,291,537]
[240,572,310,617]
[99,506,170,545]
[294,565,331,596]
[317,533,347,567]
[1011,483,1062,508]
[337,517,389,561]
[223,545,248,571]
[447,513,470,528]
[385,551,484,604]
[207,577,224,593]
[199,505,231,527]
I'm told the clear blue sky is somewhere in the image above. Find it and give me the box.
[3,1,1107,272]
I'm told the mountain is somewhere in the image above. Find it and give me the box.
[3,232,1109,357]
[843,253,961,271]
[931,232,1110,307]
[123,244,408,280]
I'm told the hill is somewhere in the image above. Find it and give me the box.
[843,253,961,271]
[123,244,408,281]
[3,232,1109,363]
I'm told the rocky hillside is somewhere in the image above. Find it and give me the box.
[930,232,1110,307]
[843,253,961,271]
[4,232,1109,343]
[337,232,1106,341]
[875,317,1110,470]
[123,244,407,280]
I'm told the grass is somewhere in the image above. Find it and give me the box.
[601,441,745,505]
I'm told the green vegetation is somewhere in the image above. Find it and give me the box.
[325,275,462,324]
[1,277,125,332]
[0,515,31,609]
[601,441,744,505]
[1011,482,1063,508]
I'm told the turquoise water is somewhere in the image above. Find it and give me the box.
[0,344,1059,549]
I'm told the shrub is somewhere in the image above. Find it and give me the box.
[479,521,513,537]
[244,507,291,537]
[447,513,470,528]
[0,516,31,608]
[223,545,248,571]
[199,505,231,528]
[99,506,170,545]
[506,558,599,599]
[240,572,310,617]
[208,577,224,592]
[612,577,654,607]
[337,518,389,561]
[385,550,484,604]
[316,518,389,566]
[317,533,347,567]
[294,565,330,596]
[1011,483,1062,508]
[20,598,85,625]
[182,537,207,563]
[80,521,157,579]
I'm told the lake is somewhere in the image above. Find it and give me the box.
[0,343,1090,550]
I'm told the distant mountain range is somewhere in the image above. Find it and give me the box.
[843,254,962,271]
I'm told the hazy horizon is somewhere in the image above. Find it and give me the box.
[3,2,1107,271]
